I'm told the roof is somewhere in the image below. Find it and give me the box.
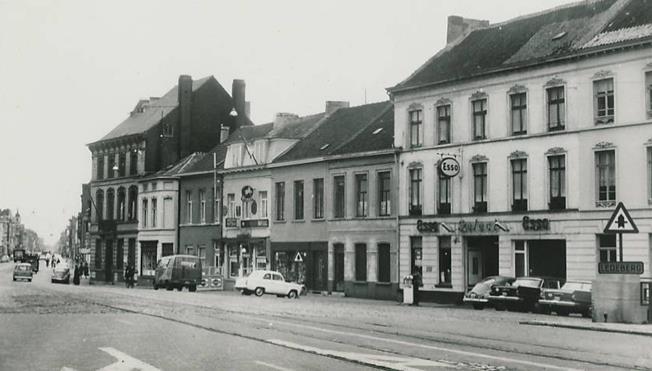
[391,0,652,92]
[264,113,326,139]
[332,104,394,156]
[95,76,212,143]
[144,152,206,179]
[275,101,392,163]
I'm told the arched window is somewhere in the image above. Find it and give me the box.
[128,185,138,221]
[106,188,115,220]
[96,189,104,222]
[117,187,126,221]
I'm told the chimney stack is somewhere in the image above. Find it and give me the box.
[273,112,299,131]
[446,16,489,44]
[232,79,246,129]
[325,101,350,115]
[178,75,193,158]
[220,125,230,143]
[245,101,251,118]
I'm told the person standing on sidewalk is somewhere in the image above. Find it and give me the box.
[412,269,422,306]
[124,264,135,288]
[73,262,81,285]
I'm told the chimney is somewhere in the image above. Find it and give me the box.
[447,16,489,44]
[232,79,246,129]
[178,75,193,158]
[220,125,229,143]
[245,101,251,118]
[325,101,350,115]
[273,112,299,131]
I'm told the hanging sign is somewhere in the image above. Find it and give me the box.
[241,185,254,199]
[438,157,460,178]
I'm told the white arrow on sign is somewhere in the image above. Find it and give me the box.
[62,347,160,371]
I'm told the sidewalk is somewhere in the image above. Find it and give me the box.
[520,318,652,337]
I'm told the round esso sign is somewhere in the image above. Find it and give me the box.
[438,157,460,178]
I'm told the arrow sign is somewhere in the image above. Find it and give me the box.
[604,202,638,234]
[294,252,303,262]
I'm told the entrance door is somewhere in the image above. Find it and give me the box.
[466,236,499,287]
[312,250,327,291]
[528,240,566,279]
[467,249,482,286]
[334,244,344,292]
[105,240,113,282]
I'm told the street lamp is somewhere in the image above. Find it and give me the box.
[229,107,238,117]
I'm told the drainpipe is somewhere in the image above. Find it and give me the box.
[394,147,401,298]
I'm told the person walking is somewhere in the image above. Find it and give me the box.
[124,264,135,288]
[412,269,422,306]
[81,260,89,278]
[73,262,81,285]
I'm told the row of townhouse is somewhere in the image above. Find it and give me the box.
[84,0,652,302]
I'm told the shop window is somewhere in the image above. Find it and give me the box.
[438,236,451,286]
[334,175,345,218]
[294,180,304,220]
[95,239,102,269]
[642,282,651,306]
[437,105,451,144]
[142,199,148,228]
[106,188,115,220]
[547,86,565,131]
[162,243,173,257]
[598,234,617,262]
[229,247,239,277]
[594,78,615,124]
[186,191,193,223]
[511,159,527,212]
[116,239,124,271]
[97,155,105,180]
[409,168,422,216]
[275,182,285,221]
[227,193,235,219]
[548,155,566,210]
[409,109,422,148]
[595,150,616,206]
[438,173,451,215]
[313,179,324,219]
[510,93,527,135]
[355,243,367,281]
[410,236,422,276]
[515,240,526,277]
[199,190,206,223]
[141,244,157,276]
[128,238,136,267]
[377,243,390,283]
[259,191,268,219]
[473,163,487,213]
[355,174,368,217]
[472,99,487,140]
[378,172,391,216]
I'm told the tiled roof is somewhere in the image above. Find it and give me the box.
[226,123,274,144]
[332,105,394,155]
[145,152,207,179]
[275,101,391,163]
[391,0,652,92]
[97,76,212,142]
[264,113,326,139]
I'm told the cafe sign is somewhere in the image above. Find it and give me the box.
[438,157,460,178]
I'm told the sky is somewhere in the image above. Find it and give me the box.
[0,0,577,245]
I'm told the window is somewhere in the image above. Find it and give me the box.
[515,241,526,277]
[313,179,324,219]
[117,187,126,221]
[163,197,172,228]
[116,239,124,271]
[151,198,157,228]
[259,191,268,218]
[547,86,565,131]
[648,147,652,201]
[334,175,345,218]
[646,71,652,117]
[118,153,126,177]
[594,78,614,124]
[378,172,391,216]
[97,155,104,180]
[438,174,451,215]
[549,155,566,210]
[214,188,221,223]
[275,182,285,221]
[198,246,206,266]
[409,168,422,216]
[186,191,193,223]
[130,150,138,176]
[128,186,137,220]
[186,245,194,255]
[108,155,116,178]
[410,236,422,276]
[294,180,304,220]
[377,243,390,283]
[472,99,487,140]
[511,159,527,212]
[409,109,423,147]
[438,236,451,285]
[473,163,487,213]
[95,189,104,221]
[355,243,367,281]
[95,239,102,269]
[437,105,451,144]
[598,234,617,262]
[199,190,206,223]
[142,199,148,228]
[106,188,115,220]
[355,174,368,217]
[510,93,527,135]
[162,121,173,137]
[227,193,235,218]
[595,150,616,205]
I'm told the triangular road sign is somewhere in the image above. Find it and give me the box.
[604,202,638,233]
[294,252,304,262]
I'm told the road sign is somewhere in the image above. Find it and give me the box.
[294,252,303,262]
[604,202,638,234]
[598,261,644,274]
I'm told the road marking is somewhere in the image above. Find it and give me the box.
[254,360,296,371]
[115,318,134,326]
[268,339,453,370]
[267,320,581,371]
[97,347,160,371]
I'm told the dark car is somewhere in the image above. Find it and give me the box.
[153,255,202,292]
[489,276,564,312]
[463,276,515,310]
[539,280,592,317]
[51,265,71,284]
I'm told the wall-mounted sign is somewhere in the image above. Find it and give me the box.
[241,185,254,199]
[251,200,257,215]
[438,157,460,178]
[522,216,550,231]
[416,219,510,234]
[225,218,238,228]
[598,261,644,275]
[241,219,269,228]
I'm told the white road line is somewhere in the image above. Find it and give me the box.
[254,360,296,371]
[266,319,581,371]
[97,347,160,371]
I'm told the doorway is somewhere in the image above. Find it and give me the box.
[466,236,498,287]
[105,239,113,282]
[527,240,566,279]
[311,250,328,291]
[334,244,344,292]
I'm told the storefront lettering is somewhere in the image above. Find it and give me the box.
[416,219,509,234]
[416,219,439,233]
[522,216,550,231]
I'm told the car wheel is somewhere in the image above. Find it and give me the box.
[189,285,197,292]
[28,279,32,282]
[13,277,16,281]
[165,283,173,291]
[288,290,298,299]
[254,287,265,297]
[472,303,484,310]
[494,303,506,311]
[276,294,284,298]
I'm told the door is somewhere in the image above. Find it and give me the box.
[334,244,344,292]
[105,240,114,282]
[467,249,482,286]
[312,250,327,291]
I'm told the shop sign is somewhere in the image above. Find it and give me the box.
[241,185,254,199]
[438,157,460,178]
[225,218,238,228]
[241,219,269,228]
[416,219,510,234]
[522,216,550,231]
[598,261,644,275]
[79,248,90,254]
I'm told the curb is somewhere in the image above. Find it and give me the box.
[520,320,652,337]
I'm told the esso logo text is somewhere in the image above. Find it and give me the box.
[438,157,460,178]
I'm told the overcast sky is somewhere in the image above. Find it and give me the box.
[0,0,577,245]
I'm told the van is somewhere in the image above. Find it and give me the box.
[153,255,202,292]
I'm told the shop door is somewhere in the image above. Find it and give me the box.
[466,236,499,287]
[528,240,566,279]
[311,250,327,291]
[334,244,344,292]
[105,240,113,282]
[467,249,482,286]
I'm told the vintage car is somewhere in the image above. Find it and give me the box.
[463,275,515,310]
[51,265,71,284]
[539,280,592,317]
[235,270,304,298]
[153,255,202,292]
[0,255,10,263]
[13,263,33,282]
[488,276,564,312]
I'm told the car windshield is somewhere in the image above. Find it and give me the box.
[16,265,30,271]
[513,278,541,288]
[562,282,590,291]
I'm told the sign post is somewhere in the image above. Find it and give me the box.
[603,201,639,261]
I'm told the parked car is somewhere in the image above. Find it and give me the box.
[488,276,564,312]
[463,275,515,310]
[539,280,592,317]
[51,265,71,284]
[13,263,33,282]
[0,255,10,263]
[153,255,202,292]
[235,270,304,298]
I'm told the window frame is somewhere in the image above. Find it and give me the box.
[142,198,148,228]
[409,109,423,148]
[471,98,487,140]
[377,243,391,283]
[593,77,615,124]
[313,178,324,219]
[106,188,115,220]
[472,162,488,213]
[275,182,285,221]
[333,175,346,219]
[511,158,528,212]
[548,154,566,210]
[408,167,423,216]
[510,92,527,135]
[186,190,193,224]
[377,171,391,217]
[437,236,452,286]
[259,190,268,219]
[97,155,105,180]
[199,189,206,224]
[595,149,616,206]
[355,173,368,217]
[129,150,138,176]
[546,86,566,131]
[436,104,451,144]
[647,146,652,203]
[598,234,618,262]
[355,243,367,282]
[645,71,652,118]
[294,180,304,220]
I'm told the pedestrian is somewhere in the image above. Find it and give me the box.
[82,260,89,278]
[73,262,81,285]
[412,269,422,306]
[51,258,56,269]
[124,264,135,288]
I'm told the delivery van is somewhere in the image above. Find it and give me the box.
[153,255,202,292]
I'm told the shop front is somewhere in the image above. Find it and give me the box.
[223,235,268,280]
[271,242,328,292]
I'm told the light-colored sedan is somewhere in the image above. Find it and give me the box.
[13,263,33,282]
[235,270,304,298]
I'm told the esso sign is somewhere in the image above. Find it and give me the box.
[438,157,460,178]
